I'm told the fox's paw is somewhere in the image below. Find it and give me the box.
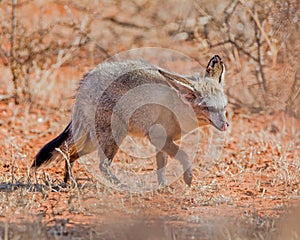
[183,169,193,186]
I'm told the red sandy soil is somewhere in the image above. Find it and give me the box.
[0,93,299,238]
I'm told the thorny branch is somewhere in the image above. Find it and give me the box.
[208,0,260,63]
[104,17,150,30]
[10,0,19,104]
[210,39,258,63]
[253,8,267,93]
[4,1,106,104]
[193,0,299,115]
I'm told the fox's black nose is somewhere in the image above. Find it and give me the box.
[222,122,229,131]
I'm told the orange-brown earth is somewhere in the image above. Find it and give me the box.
[0,92,299,238]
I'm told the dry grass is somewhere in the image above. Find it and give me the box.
[0,0,299,239]
[0,103,299,239]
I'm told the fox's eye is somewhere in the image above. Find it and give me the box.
[196,97,206,106]
[206,106,218,112]
[206,105,226,112]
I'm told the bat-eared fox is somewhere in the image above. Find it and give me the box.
[31,55,229,187]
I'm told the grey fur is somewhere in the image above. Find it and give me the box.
[32,55,228,187]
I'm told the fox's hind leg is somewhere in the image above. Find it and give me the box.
[98,140,121,185]
[64,159,75,183]
[63,151,79,184]
[96,120,127,185]
[63,134,96,183]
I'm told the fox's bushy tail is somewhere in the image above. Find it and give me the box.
[31,122,75,169]
[31,121,96,170]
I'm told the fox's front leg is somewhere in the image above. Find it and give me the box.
[156,151,168,187]
[162,140,193,186]
[99,158,120,185]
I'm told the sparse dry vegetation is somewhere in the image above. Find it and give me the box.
[0,0,299,239]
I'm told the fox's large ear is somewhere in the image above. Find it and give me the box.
[158,70,197,101]
[205,55,225,85]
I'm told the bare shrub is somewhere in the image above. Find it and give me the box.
[176,0,300,116]
[0,0,95,104]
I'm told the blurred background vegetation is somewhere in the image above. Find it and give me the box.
[0,0,299,116]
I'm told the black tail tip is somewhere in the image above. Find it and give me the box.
[30,122,72,170]
[31,150,54,169]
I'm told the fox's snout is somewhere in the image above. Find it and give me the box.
[221,122,229,131]
[204,110,229,132]
[211,120,229,132]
